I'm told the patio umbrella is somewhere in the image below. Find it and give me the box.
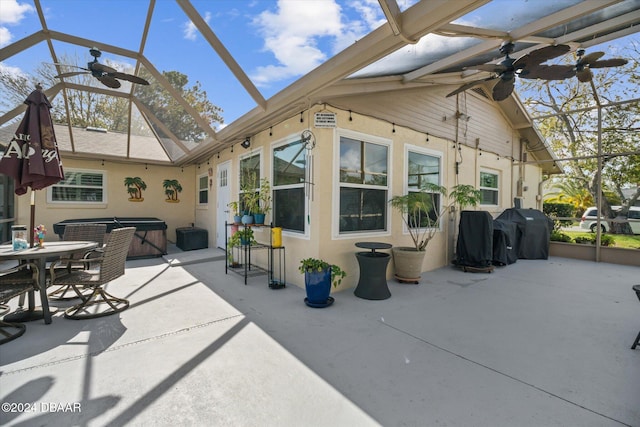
[0,84,64,245]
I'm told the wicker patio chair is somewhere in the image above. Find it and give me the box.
[0,263,40,344]
[48,223,107,300]
[49,227,135,320]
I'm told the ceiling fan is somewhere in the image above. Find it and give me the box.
[446,42,570,101]
[521,48,628,82]
[54,48,149,89]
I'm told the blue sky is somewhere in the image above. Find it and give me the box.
[0,0,637,126]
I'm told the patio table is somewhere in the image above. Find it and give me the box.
[354,242,392,300]
[0,241,98,324]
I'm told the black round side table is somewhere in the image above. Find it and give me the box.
[354,242,392,300]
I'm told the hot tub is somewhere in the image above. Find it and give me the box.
[53,217,167,259]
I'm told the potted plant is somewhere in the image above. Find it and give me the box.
[389,183,481,282]
[226,228,256,267]
[253,178,272,225]
[228,201,242,224]
[240,172,259,224]
[298,258,346,308]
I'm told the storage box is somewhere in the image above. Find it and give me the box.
[176,227,208,251]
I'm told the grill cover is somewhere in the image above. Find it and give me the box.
[455,210,493,268]
[495,208,553,259]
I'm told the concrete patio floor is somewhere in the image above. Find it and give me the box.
[1,246,639,426]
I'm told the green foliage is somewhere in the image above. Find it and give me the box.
[240,172,260,214]
[543,203,575,231]
[573,234,615,246]
[228,228,255,246]
[520,41,639,212]
[389,184,481,251]
[227,201,240,216]
[550,231,573,243]
[298,258,346,288]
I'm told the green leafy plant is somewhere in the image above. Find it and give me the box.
[574,234,615,246]
[232,228,255,245]
[389,183,481,251]
[298,258,346,288]
[254,177,272,215]
[227,201,240,216]
[240,172,260,214]
[550,231,573,243]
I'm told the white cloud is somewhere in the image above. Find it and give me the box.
[0,0,34,47]
[0,0,33,24]
[183,11,212,41]
[250,0,378,87]
[0,61,27,78]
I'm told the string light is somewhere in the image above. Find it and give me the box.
[349,110,353,121]
[231,145,234,153]
[269,126,273,136]
[181,166,184,172]
[426,133,429,142]
[300,112,304,123]
[217,152,220,159]
[392,123,396,133]
[145,163,148,170]
[101,159,104,166]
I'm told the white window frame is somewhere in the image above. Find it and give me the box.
[333,128,391,239]
[47,168,107,205]
[403,144,444,233]
[271,134,309,238]
[479,168,500,207]
[197,172,209,207]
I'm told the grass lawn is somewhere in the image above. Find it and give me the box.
[562,231,640,250]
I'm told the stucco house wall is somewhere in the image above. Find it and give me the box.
[205,103,544,291]
[14,158,197,244]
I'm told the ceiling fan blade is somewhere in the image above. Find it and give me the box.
[520,64,576,80]
[91,63,118,74]
[446,77,496,97]
[55,71,90,78]
[492,78,514,101]
[579,51,605,65]
[513,44,570,70]
[576,68,593,82]
[110,72,150,85]
[589,58,628,68]
[96,75,121,89]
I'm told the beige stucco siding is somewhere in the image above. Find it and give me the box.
[14,158,196,245]
[205,104,540,291]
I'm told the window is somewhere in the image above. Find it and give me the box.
[407,149,442,227]
[49,169,105,203]
[273,139,306,233]
[239,152,260,212]
[198,174,208,204]
[480,170,499,205]
[338,135,388,233]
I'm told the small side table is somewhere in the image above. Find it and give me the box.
[354,242,392,300]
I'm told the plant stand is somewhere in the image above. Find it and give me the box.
[225,222,285,288]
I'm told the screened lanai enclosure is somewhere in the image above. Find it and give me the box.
[1,0,637,162]
[1,0,638,256]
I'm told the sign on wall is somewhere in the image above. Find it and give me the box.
[314,112,337,128]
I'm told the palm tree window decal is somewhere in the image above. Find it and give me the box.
[163,179,182,203]
[124,177,147,202]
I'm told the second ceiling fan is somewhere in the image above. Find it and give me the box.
[446,42,571,101]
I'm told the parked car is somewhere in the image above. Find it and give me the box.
[580,206,640,234]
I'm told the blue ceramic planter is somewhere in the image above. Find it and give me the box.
[304,268,331,304]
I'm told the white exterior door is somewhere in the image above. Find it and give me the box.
[216,161,231,249]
